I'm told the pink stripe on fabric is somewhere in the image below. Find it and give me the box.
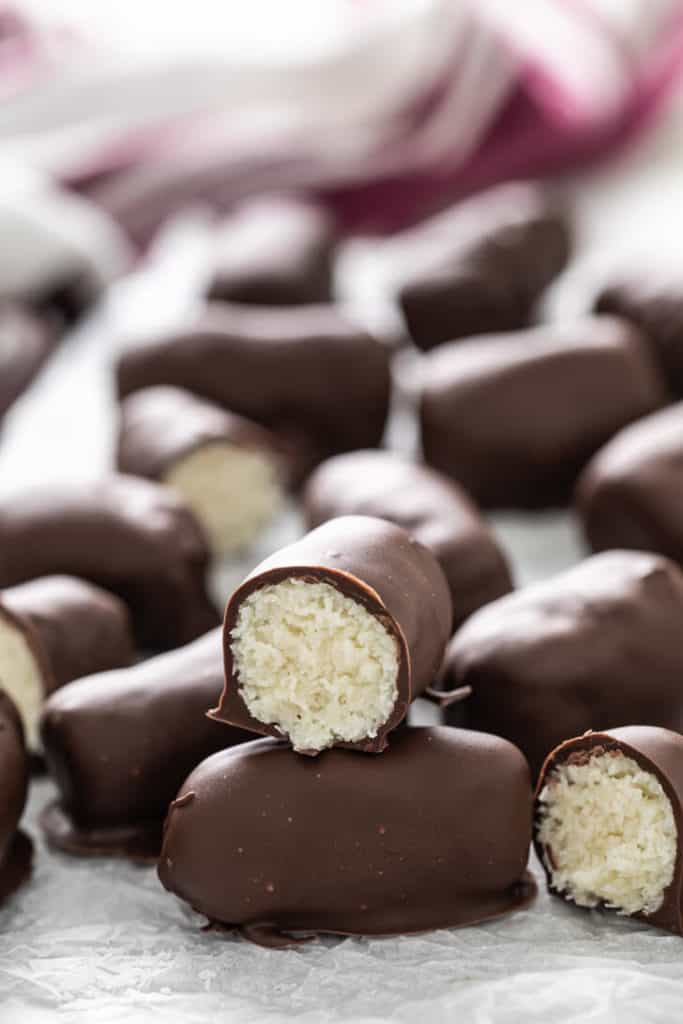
[57,1,683,242]
[319,10,683,233]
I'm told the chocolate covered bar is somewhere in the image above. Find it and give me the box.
[117,386,286,555]
[577,402,683,566]
[0,475,218,651]
[41,628,248,860]
[0,691,32,904]
[211,516,452,754]
[116,304,391,471]
[0,303,58,420]
[535,727,683,936]
[0,575,134,751]
[442,551,683,777]
[595,272,683,395]
[398,182,571,351]
[159,726,536,947]
[206,197,335,306]
[419,317,666,508]
[303,450,512,627]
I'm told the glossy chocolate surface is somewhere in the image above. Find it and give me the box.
[212,515,452,752]
[596,272,683,394]
[398,182,571,351]
[0,475,218,651]
[303,450,512,627]
[117,385,288,483]
[0,692,32,903]
[159,726,536,946]
[0,575,134,698]
[116,303,391,470]
[419,317,667,508]
[577,402,683,567]
[41,628,249,860]
[206,197,335,306]
[442,551,683,777]
[535,727,683,936]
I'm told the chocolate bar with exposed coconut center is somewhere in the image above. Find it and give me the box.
[211,516,452,754]
[535,726,683,936]
[0,575,134,752]
[118,386,288,555]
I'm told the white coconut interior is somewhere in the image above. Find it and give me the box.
[230,578,400,752]
[0,616,44,751]
[537,750,677,916]
[163,442,283,555]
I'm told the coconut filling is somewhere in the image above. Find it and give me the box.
[163,442,283,556]
[0,615,44,751]
[537,750,678,917]
[230,578,400,752]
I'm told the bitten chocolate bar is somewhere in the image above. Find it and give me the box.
[118,386,287,555]
[0,575,134,751]
[536,727,683,936]
[211,516,452,754]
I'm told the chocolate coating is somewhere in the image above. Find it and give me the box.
[159,725,536,946]
[419,317,667,508]
[212,515,453,752]
[577,402,683,567]
[206,198,335,306]
[535,727,683,936]
[303,450,513,628]
[595,272,683,395]
[0,475,218,651]
[0,691,32,903]
[0,576,134,698]
[116,303,391,471]
[117,385,288,482]
[0,303,57,421]
[442,551,683,778]
[398,183,571,351]
[40,628,249,860]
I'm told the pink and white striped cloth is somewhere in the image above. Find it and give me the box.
[1,0,683,245]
